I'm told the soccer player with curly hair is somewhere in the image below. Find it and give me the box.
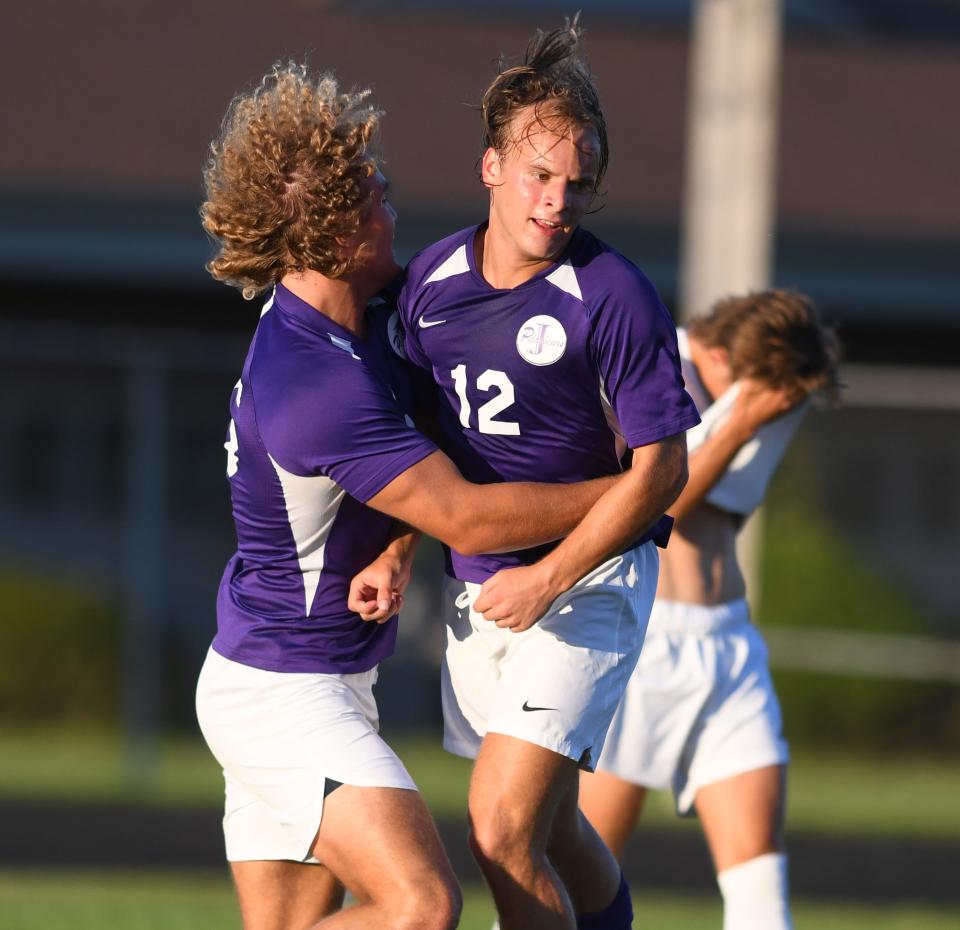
[195,61,626,930]
[580,290,839,930]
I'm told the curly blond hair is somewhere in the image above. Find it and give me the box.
[201,62,382,298]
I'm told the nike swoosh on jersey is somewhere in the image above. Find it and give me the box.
[418,316,447,328]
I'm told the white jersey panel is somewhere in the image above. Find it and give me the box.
[425,244,470,284]
[259,290,275,318]
[598,377,627,462]
[545,260,583,301]
[268,454,346,617]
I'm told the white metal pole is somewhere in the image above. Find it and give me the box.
[679,0,784,610]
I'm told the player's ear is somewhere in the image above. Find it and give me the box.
[334,231,360,257]
[480,147,502,188]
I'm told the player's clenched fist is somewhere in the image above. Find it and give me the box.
[348,556,406,623]
[473,563,560,633]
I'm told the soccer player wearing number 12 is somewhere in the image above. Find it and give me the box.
[393,19,699,930]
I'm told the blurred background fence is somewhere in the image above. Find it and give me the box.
[1,323,957,752]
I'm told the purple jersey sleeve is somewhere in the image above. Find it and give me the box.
[402,314,433,372]
[257,352,437,504]
[397,229,471,372]
[397,275,433,371]
[588,269,700,448]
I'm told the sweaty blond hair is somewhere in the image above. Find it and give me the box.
[202,62,381,298]
[480,14,608,193]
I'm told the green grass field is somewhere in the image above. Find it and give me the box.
[1,728,957,839]
[0,871,956,930]
[399,738,960,839]
[2,725,957,928]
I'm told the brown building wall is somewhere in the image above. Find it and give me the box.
[2,2,958,238]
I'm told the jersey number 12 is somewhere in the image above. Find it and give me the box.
[451,365,520,435]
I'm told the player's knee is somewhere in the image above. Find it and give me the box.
[468,801,536,869]
[391,877,462,930]
[734,842,782,875]
[722,828,783,869]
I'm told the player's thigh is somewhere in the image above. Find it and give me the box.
[694,763,787,872]
[593,606,712,797]
[231,860,344,930]
[578,768,649,860]
[311,784,460,906]
[488,593,648,768]
[469,732,579,853]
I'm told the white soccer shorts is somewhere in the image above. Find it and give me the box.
[440,541,658,771]
[195,647,417,863]
[596,598,789,814]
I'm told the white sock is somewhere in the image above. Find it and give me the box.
[717,852,793,930]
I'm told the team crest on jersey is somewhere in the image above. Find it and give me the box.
[516,315,566,366]
[387,311,407,360]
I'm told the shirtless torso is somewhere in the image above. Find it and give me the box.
[657,504,744,605]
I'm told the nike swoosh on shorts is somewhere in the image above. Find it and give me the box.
[521,701,557,712]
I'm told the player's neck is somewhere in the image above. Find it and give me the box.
[280,271,367,336]
[475,224,554,290]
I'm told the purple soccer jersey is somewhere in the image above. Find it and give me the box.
[399,224,699,583]
[213,283,437,674]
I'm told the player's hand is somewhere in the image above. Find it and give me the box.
[734,379,803,438]
[473,564,558,633]
[347,556,406,623]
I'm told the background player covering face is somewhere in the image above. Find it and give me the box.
[579,290,840,930]
[194,61,629,930]
[358,16,700,930]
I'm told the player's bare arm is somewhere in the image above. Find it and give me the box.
[669,379,799,523]
[659,380,800,605]
[349,454,618,621]
[473,431,688,631]
[366,448,618,557]
[351,460,619,622]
